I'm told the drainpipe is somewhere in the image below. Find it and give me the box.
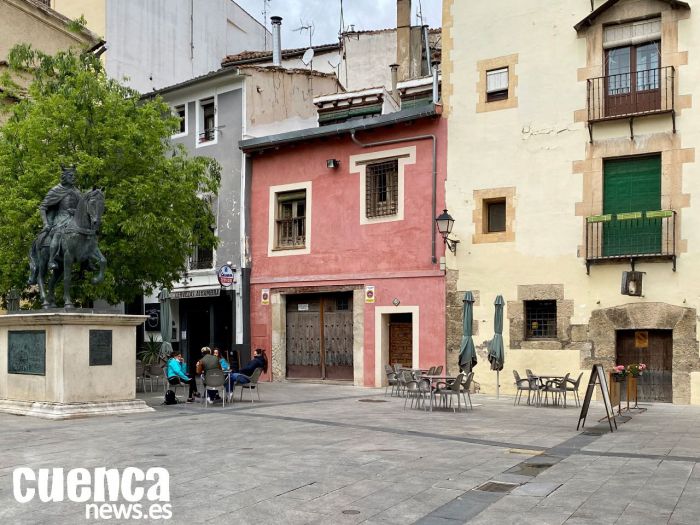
[350,129,439,264]
[271,16,282,66]
[389,63,399,103]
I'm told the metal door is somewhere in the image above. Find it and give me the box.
[616,329,672,402]
[286,297,322,378]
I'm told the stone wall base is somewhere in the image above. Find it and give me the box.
[0,399,153,420]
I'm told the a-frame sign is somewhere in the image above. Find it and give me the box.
[577,364,616,432]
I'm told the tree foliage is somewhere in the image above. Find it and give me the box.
[0,45,220,306]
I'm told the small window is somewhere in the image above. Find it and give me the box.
[486,199,506,233]
[276,190,306,249]
[174,104,186,135]
[366,160,399,218]
[525,300,557,339]
[199,98,216,143]
[486,67,509,102]
[336,298,349,311]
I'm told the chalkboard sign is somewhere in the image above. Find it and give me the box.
[89,330,113,366]
[577,364,616,432]
[8,330,46,376]
[144,303,161,332]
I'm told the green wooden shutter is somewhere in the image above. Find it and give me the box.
[602,156,661,256]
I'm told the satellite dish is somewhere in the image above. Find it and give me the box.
[327,54,341,68]
[301,48,315,65]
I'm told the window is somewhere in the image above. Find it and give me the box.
[604,17,661,117]
[366,160,399,218]
[173,104,186,136]
[190,243,214,270]
[276,190,306,249]
[198,98,216,144]
[525,300,557,339]
[485,199,506,233]
[486,67,508,102]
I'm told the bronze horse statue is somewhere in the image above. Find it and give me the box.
[28,189,106,308]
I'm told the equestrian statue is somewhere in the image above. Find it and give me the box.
[28,166,107,308]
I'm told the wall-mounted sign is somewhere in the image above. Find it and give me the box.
[89,330,113,366]
[8,330,45,376]
[217,264,236,287]
[170,288,220,300]
[298,304,309,311]
[365,285,375,303]
[261,289,270,305]
[144,303,161,332]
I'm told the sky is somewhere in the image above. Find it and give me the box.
[235,0,442,49]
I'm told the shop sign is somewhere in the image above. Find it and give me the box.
[217,265,235,287]
[170,288,220,300]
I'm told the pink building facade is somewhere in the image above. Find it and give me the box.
[241,106,447,386]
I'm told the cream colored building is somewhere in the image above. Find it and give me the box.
[0,0,98,119]
[442,0,700,404]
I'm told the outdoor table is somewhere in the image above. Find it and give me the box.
[530,375,566,406]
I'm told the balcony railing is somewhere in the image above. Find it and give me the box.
[198,128,216,143]
[275,217,306,249]
[587,67,675,139]
[585,210,676,273]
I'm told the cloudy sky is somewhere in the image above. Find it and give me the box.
[235,0,442,49]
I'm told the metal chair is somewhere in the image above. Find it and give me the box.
[543,373,570,407]
[384,365,398,396]
[238,368,263,403]
[525,370,544,405]
[513,370,537,406]
[434,372,468,412]
[203,369,227,408]
[135,361,145,392]
[433,365,443,376]
[146,363,166,393]
[566,372,584,407]
[461,371,474,410]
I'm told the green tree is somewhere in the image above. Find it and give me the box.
[0,44,220,306]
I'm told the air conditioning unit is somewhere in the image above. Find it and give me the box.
[621,271,644,296]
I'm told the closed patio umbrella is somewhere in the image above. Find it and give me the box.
[159,288,173,360]
[458,291,477,373]
[488,295,505,398]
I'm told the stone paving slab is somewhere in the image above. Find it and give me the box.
[0,382,699,524]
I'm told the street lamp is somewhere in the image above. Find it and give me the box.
[435,209,459,254]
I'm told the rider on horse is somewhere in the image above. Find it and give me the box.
[38,166,82,271]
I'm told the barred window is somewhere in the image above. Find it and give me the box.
[190,244,213,270]
[276,191,306,249]
[366,160,398,218]
[525,300,557,339]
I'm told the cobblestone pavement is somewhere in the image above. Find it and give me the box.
[1,382,699,524]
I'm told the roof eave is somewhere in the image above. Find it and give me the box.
[574,0,690,32]
[239,104,441,153]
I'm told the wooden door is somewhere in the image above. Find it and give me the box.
[389,314,413,368]
[616,329,672,402]
[324,294,354,380]
[286,297,322,378]
[286,293,354,380]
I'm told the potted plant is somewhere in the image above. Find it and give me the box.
[137,335,163,366]
[611,365,627,382]
[626,363,647,378]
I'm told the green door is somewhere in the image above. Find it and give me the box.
[603,156,661,256]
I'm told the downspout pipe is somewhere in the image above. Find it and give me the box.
[350,127,439,264]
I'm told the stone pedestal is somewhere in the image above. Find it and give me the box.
[0,312,153,420]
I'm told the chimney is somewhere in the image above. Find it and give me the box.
[432,62,439,104]
[389,63,399,103]
[271,16,282,67]
[396,0,411,81]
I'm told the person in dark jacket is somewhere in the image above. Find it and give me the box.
[230,349,267,385]
[198,346,222,401]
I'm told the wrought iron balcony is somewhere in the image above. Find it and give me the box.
[585,210,676,273]
[586,66,675,140]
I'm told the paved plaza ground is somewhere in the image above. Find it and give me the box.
[1,381,699,524]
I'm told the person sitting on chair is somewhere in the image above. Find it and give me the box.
[229,348,267,385]
[197,346,222,401]
[166,351,198,402]
[213,348,230,371]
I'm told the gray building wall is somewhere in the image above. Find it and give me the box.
[105,0,269,93]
